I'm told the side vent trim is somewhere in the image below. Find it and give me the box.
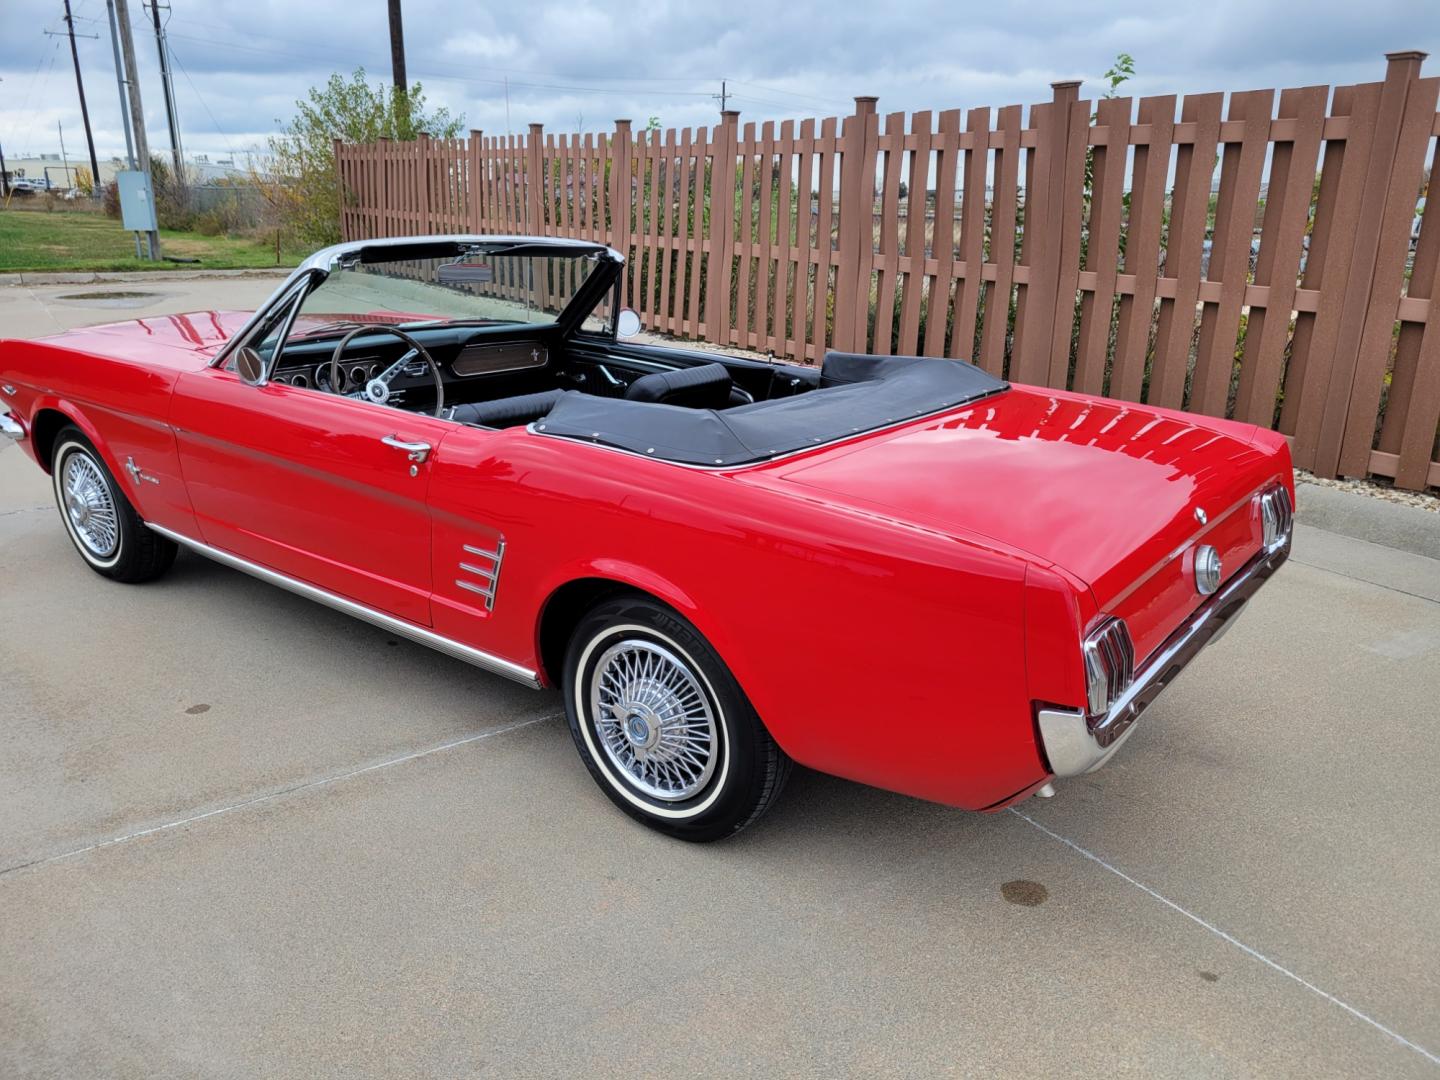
[458,539,506,610]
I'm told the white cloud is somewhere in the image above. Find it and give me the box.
[0,0,1434,160]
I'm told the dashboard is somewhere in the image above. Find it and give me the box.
[267,325,555,408]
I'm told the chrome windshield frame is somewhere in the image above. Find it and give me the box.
[211,234,625,371]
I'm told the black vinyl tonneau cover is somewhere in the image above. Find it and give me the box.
[537,352,1008,466]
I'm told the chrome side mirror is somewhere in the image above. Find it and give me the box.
[234,346,265,385]
[615,308,642,339]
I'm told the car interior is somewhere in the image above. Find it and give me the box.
[267,323,824,428]
[243,238,1008,466]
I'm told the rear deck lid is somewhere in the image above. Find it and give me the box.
[764,385,1279,625]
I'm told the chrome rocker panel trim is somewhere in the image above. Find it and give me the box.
[145,522,542,689]
[1,410,24,441]
[1038,535,1291,778]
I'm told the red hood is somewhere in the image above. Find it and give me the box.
[39,309,253,367]
[763,385,1281,607]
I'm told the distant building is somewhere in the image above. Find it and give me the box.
[3,152,249,191]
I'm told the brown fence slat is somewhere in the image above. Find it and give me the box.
[1235,85,1327,426]
[1337,71,1440,476]
[1147,92,1221,410]
[810,116,839,363]
[774,120,796,355]
[1047,88,1089,389]
[1286,82,1382,468]
[896,110,931,357]
[1383,135,1440,485]
[1192,89,1273,417]
[924,109,960,358]
[1111,94,1175,401]
[952,107,990,362]
[791,118,815,364]
[1073,96,1132,396]
[978,105,1022,377]
[872,111,905,355]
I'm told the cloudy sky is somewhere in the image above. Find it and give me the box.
[1,0,1435,164]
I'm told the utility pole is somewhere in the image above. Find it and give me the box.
[713,79,729,116]
[61,0,102,197]
[58,122,71,189]
[104,0,140,257]
[0,141,8,197]
[146,1,184,182]
[114,0,160,259]
[387,0,407,90]
[106,0,136,169]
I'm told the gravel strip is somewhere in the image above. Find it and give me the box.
[1295,469,1438,512]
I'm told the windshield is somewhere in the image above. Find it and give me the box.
[289,253,606,337]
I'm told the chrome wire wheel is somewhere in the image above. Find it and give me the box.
[61,449,119,559]
[589,637,719,802]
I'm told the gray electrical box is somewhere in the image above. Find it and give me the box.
[116,171,158,232]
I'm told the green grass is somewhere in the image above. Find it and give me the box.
[0,207,309,273]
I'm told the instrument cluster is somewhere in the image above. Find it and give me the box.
[271,359,432,395]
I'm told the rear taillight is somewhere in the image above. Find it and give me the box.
[1083,617,1134,719]
[1259,486,1293,551]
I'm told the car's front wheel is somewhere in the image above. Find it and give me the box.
[563,595,791,842]
[51,427,177,583]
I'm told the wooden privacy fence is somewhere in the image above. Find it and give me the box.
[335,51,1440,492]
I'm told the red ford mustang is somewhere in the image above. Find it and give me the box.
[0,236,1293,840]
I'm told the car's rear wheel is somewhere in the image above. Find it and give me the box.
[563,595,791,842]
[51,427,177,583]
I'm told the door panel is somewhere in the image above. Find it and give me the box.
[172,367,449,625]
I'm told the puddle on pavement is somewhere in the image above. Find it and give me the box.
[53,290,163,308]
[1001,880,1049,906]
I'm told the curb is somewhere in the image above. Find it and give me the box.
[0,268,296,286]
[1294,480,1439,562]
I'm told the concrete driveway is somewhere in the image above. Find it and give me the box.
[2,279,1438,1078]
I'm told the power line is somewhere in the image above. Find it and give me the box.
[728,79,851,110]
[13,40,64,158]
[165,44,238,159]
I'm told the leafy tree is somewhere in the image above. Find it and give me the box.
[260,67,464,244]
[1102,53,1136,99]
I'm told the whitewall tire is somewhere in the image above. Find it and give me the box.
[51,427,177,583]
[563,595,791,841]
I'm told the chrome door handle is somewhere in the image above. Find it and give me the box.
[381,435,432,463]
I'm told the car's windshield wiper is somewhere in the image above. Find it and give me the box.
[289,319,374,340]
[399,317,513,329]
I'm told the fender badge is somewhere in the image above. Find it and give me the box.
[124,456,160,486]
[1194,507,1208,525]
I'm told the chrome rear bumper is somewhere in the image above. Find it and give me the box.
[0,411,23,441]
[1038,535,1291,778]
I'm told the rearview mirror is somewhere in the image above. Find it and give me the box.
[439,261,495,285]
[616,308,642,339]
[234,346,265,385]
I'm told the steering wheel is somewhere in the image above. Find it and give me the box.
[328,325,445,418]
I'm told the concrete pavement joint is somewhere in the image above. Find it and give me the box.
[1009,807,1440,1068]
[1289,556,1440,607]
[0,711,563,879]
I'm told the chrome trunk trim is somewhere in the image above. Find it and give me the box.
[1039,532,1291,778]
[144,523,540,688]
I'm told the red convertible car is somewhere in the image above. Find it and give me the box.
[0,236,1293,840]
